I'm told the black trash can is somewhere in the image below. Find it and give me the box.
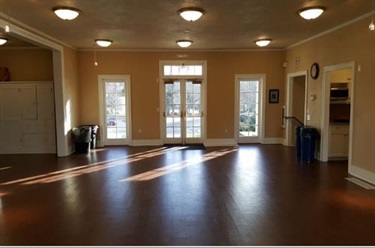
[295,125,303,159]
[300,126,318,162]
[72,126,92,153]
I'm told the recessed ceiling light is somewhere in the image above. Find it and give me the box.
[0,38,8,45]
[95,39,113,47]
[255,39,271,47]
[298,6,325,20]
[53,7,81,20]
[179,7,204,22]
[176,40,193,48]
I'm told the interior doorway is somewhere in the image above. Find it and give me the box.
[320,62,354,164]
[285,71,308,147]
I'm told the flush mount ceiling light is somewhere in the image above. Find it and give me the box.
[95,39,113,47]
[179,7,204,22]
[369,0,375,31]
[0,38,8,45]
[255,39,271,47]
[176,40,193,48]
[53,7,81,20]
[298,6,325,20]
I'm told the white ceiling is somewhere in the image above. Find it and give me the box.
[0,0,373,50]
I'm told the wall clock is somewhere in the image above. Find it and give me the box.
[310,62,320,80]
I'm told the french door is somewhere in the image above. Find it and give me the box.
[163,79,203,144]
[235,75,264,143]
[99,75,131,146]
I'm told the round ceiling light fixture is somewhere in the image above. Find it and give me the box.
[255,39,271,47]
[298,6,325,20]
[0,38,8,45]
[179,7,204,22]
[176,40,193,48]
[53,7,81,20]
[95,39,113,47]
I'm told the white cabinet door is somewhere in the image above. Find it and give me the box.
[0,86,21,120]
[329,125,349,158]
[37,85,54,120]
[0,120,22,146]
[20,86,37,119]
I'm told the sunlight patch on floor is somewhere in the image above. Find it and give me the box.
[0,146,187,187]
[121,147,238,182]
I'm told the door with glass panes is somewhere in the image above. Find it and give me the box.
[101,78,131,146]
[163,79,203,144]
[236,77,262,143]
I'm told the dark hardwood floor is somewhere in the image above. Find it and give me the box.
[0,145,374,245]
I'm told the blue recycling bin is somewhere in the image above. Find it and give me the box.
[300,126,318,162]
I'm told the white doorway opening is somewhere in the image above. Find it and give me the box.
[320,62,354,164]
[285,71,308,147]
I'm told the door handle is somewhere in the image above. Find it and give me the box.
[163,112,166,118]
[201,111,204,117]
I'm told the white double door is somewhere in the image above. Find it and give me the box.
[163,79,203,144]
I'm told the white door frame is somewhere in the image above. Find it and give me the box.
[285,71,308,146]
[320,61,355,164]
[159,60,207,145]
[234,74,266,144]
[98,75,132,146]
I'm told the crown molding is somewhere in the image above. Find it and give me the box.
[287,11,375,50]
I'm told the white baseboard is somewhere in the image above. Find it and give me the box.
[349,165,375,185]
[131,139,163,146]
[204,139,237,147]
[262,137,284,144]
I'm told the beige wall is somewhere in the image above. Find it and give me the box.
[286,17,375,174]
[77,50,286,141]
[0,48,53,81]
[63,46,80,147]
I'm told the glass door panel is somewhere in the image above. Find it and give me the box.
[185,81,202,139]
[238,80,260,143]
[104,81,127,143]
[163,80,202,144]
[165,82,182,140]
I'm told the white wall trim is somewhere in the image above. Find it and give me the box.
[0,12,75,49]
[261,138,284,145]
[285,71,308,147]
[349,165,375,186]
[287,11,375,49]
[204,139,237,147]
[131,139,163,146]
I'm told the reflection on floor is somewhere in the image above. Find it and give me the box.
[0,145,374,245]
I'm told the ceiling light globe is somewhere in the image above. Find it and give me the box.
[53,7,80,20]
[179,8,204,22]
[176,40,193,48]
[369,22,375,31]
[0,38,8,45]
[95,39,113,47]
[298,7,325,20]
[255,39,271,47]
